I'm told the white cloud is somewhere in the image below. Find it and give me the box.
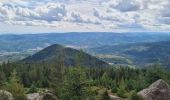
[0,0,28,6]
[35,3,67,21]
[0,3,67,21]
[109,0,141,12]
[0,0,170,32]
[68,12,100,24]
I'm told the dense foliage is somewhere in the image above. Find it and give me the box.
[0,60,170,100]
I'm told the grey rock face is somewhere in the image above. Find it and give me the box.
[138,79,170,100]
[0,90,13,100]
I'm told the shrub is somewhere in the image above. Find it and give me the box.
[129,91,144,100]
[28,84,38,93]
[117,87,127,98]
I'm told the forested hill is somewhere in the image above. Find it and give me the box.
[88,40,170,68]
[22,44,109,67]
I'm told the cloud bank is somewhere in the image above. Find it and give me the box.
[0,0,170,32]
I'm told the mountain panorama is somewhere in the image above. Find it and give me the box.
[1,0,170,100]
[0,32,170,100]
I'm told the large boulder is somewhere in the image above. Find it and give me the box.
[138,79,170,100]
[0,90,13,100]
[27,92,58,100]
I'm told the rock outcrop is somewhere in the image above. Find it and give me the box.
[27,93,42,100]
[138,79,170,100]
[109,95,124,100]
[27,92,58,100]
[0,90,13,100]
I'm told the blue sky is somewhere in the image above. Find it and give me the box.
[0,0,170,34]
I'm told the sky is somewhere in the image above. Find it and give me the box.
[0,0,170,34]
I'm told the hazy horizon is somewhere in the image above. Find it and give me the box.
[1,31,170,35]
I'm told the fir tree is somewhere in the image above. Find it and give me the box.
[4,69,26,100]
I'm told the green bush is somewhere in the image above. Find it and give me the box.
[117,87,127,98]
[42,93,58,100]
[28,84,38,93]
[129,91,144,100]
[4,70,26,100]
[111,86,117,93]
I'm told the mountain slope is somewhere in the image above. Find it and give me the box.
[88,41,170,68]
[22,44,109,67]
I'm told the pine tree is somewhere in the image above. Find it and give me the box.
[28,84,38,93]
[50,53,65,97]
[61,67,87,100]
[117,77,127,98]
[4,69,26,100]
[101,72,112,88]
[0,69,6,88]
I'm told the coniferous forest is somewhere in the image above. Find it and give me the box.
[0,54,170,100]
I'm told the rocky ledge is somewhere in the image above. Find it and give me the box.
[138,79,170,100]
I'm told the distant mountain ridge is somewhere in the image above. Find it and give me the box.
[1,32,170,52]
[22,44,109,67]
[88,40,170,68]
